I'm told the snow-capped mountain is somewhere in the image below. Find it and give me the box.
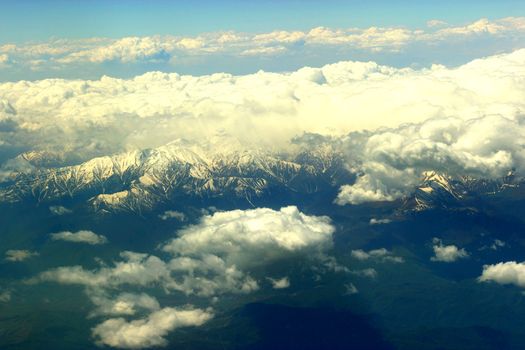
[403,170,521,211]
[1,137,521,214]
[0,139,348,213]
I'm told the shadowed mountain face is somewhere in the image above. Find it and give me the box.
[234,303,394,350]
[405,171,521,212]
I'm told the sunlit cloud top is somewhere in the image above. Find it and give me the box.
[1,16,525,80]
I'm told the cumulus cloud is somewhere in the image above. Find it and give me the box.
[241,45,287,56]
[33,207,338,348]
[49,205,73,215]
[349,268,378,278]
[34,207,339,344]
[2,48,525,176]
[267,277,290,289]
[50,230,108,245]
[1,17,524,77]
[160,206,334,296]
[369,218,392,225]
[344,283,359,295]
[335,112,525,205]
[4,249,38,262]
[37,207,334,292]
[4,47,525,213]
[427,19,448,28]
[479,261,525,288]
[92,307,213,349]
[57,36,172,64]
[0,53,9,67]
[430,238,469,262]
[435,18,505,36]
[491,239,506,250]
[88,291,160,317]
[480,239,507,251]
[350,248,404,263]
[162,206,334,267]
[36,251,171,287]
[0,289,11,302]
[158,210,186,221]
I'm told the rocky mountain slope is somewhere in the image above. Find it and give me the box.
[0,139,349,213]
[405,170,521,211]
[0,139,521,214]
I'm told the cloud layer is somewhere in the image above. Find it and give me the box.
[1,17,525,79]
[335,112,525,204]
[2,47,525,179]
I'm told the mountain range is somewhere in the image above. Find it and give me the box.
[0,139,521,214]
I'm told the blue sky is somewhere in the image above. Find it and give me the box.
[1,0,524,42]
[1,1,525,80]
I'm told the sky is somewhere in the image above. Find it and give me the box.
[0,0,524,42]
[0,1,525,80]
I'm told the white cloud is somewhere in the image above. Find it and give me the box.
[158,210,186,221]
[5,249,38,262]
[253,30,305,45]
[491,239,506,250]
[37,208,333,297]
[0,53,9,66]
[88,291,160,317]
[4,48,525,213]
[1,17,525,79]
[350,248,404,263]
[427,19,448,28]
[344,283,358,295]
[241,45,287,56]
[335,112,525,205]
[36,206,336,296]
[50,230,108,245]
[36,251,172,287]
[350,268,378,278]
[49,205,73,215]
[32,207,350,349]
[2,49,525,211]
[479,261,525,288]
[435,18,505,36]
[306,26,413,52]
[92,307,213,349]
[430,238,469,262]
[0,289,11,302]
[163,206,334,266]
[57,36,172,64]
[3,47,525,174]
[162,206,334,296]
[369,218,392,225]
[267,277,290,289]
[351,249,378,260]
[480,239,507,251]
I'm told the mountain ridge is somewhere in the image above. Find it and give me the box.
[0,140,521,214]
